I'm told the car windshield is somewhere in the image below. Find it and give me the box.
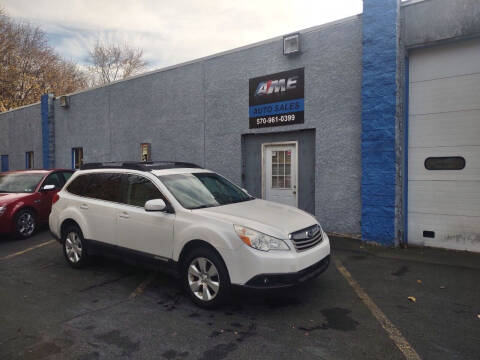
[158,172,253,209]
[0,173,45,193]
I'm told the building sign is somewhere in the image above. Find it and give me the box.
[249,68,304,129]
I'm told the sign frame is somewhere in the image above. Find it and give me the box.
[249,68,305,129]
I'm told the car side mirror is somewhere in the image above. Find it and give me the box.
[145,199,167,212]
[41,184,56,191]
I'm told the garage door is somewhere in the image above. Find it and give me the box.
[408,38,480,252]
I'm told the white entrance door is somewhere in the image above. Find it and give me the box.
[263,143,297,207]
[408,38,480,252]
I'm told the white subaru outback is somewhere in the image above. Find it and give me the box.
[49,162,330,308]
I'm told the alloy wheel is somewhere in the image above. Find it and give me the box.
[18,212,35,237]
[65,231,83,263]
[188,257,220,301]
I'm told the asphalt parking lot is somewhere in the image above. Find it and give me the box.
[1,230,479,360]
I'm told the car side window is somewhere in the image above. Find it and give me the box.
[42,173,63,189]
[61,171,74,184]
[84,173,124,203]
[67,175,89,195]
[126,174,164,207]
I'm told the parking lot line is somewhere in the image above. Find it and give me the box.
[0,240,56,261]
[333,257,422,360]
[129,273,156,299]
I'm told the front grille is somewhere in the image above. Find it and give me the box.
[289,224,323,251]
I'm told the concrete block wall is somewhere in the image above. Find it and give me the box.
[0,103,43,170]
[361,0,400,245]
[50,17,364,237]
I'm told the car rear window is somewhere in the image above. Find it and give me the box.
[68,173,125,203]
[66,174,89,195]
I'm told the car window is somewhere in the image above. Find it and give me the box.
[0,173,44,193]
[66,175,89,196]
[61,171,74,183]
[84,173,125,203]
[126,175,164,207]
[158,172,252,209]
[42,173,62,189]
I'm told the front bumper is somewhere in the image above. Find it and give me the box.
[243,255,330,289]
[220,231,331,286]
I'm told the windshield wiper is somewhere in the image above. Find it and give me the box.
[231,197,255,204]
[190,205,213,209]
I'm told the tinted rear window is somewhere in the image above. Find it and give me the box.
[67,175,88,195]
[67,173,125,203]
[84,173,125,202]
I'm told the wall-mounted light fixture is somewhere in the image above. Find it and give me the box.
[283,33,301,55]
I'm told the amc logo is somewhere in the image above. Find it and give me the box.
[255,76,298,96]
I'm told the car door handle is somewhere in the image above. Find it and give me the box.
[80,204,89,210]
[119,212,130,219]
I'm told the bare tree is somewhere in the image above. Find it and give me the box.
[87,41,148,86]
[0,8,87,112]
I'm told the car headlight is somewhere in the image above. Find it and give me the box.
[234,225,290,251]
[0,206,6,216]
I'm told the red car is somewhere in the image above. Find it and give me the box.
[0,169,74,239]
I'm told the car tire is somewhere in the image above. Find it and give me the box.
[62,224,89,268]
[14,209,37,239]
[182,246,231,309]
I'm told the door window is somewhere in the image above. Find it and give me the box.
[72,148,83,169]
[25,151,34,169]
[42,173,62,189]
[60,171,74,184]
[84,173,124,203]
[424,157,465,170]
[126,175,163,207]
[271,150,292,189]
[1,155,8,172]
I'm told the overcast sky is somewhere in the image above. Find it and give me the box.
[2,0,363,70]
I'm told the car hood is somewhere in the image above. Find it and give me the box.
[195,199,318,239]
[0,192,31,205]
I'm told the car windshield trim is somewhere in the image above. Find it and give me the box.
[158,172,254,210]
[0,173,45,193]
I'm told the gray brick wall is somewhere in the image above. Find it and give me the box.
[51,16,364,236]
[0,103,43,170]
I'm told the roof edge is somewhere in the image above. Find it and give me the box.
[401,0,429,8]
[0,101,41,116]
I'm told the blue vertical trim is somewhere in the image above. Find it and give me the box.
[41,94,50,169]
[1,155,8,172]
[403,57,410,245]
[71,148,75,170]
[361,0,399,246]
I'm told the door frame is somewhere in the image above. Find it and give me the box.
[261,141,299,207]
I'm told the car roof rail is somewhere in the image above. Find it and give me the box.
[79,161,203,171]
